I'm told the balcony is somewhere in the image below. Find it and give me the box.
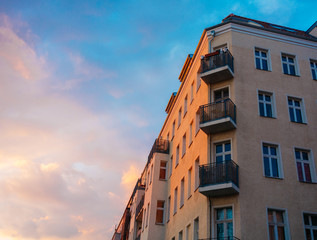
[148,138,169,162]
[199,237,240,240]
[135,195,144,222]
[199,50,234,84]
[199,98,236,134]
[199,160,239,197]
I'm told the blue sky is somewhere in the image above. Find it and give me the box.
[0,0,316,239]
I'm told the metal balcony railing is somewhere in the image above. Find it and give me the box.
[148,138,169,162]
[199,160,239,188]
[135,195,144,220]
[200,50,234,74]
[199,237,240,240]
[200,98,236,124]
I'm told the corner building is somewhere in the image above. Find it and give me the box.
[112,14,317,240]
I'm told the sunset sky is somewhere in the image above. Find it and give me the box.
[0,0,316,239]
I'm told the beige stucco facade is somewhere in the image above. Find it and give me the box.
[112,15,317,240]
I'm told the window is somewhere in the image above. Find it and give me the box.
[150,164,153,184]
[169,155,173,177]
[295,149,315,183]
[194,217,199,240]
[176,145,180,167]
[267,209,288,240]
[303,213,317,240]
[255,48,269,71]
[143,208,146,230]
[288,97,305,123]
[187,168,192,198]
[146,170,150,189]
[167,196,171,222]
[215,142,231,163]
[190,82,194,103]
[262,143,282,178]
[174,187,178,214]
[167,132,170,142]
[180,178,184,207]
[182,134,186,157]
[146,203,150,227]
[282,54,297,76]
[215,207,233,239]
[258,91,274,118]
[214,87,229,102]
[159,161,167,180]
[172,121,175,139]
[186,224,191,240]
[213,43,227,52]
[184,95,188,116]
[195,158,200,190]
[178,108,182,127]
[195,111,200,135]
[311,60,317,80]
[189,122,193,146]
[156,200,165,224]
[179,230,183,240]
[196,74,201,92]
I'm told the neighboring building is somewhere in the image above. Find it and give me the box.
[111,14,317,240]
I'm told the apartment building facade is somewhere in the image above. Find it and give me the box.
[112,14,317,240]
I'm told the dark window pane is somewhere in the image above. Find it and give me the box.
[277,226,285,240]
[297,162,304,181]
[295,150,300,159]
[256,58,261,69]
[288,99,293,106]
[304,214,310,225]
[265,95,271,102]
[270,147,277,156]
[216,156,223,163]
[313,230,317,240]
[259,103,265,116]
[304,163,312,182]
[266,104,272,117]
[282,56,286,61]
[259,94,263,100]
[264,157,270,176]
[272,158,279,177]
[302,152,309,160]
[289,108,295,122]
[305,229,312,240]
[263,60,268,70]
[225,143,231,151]
[226,207,233,219]
[216,145,222,153]
[289,57,294,63]
[225,154,231,160]
[311,215,317,226]
[289,65,295,75]
[255,50,259,56]
[261,52,267,57]
[269,225,275,240]
[263,145,269,154]
[294,100,300,107]
[283,63,288,74]
[312,70,316,80]
[295,109,303,123]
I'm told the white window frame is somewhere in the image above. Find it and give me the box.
[254,47,271,71]
[212,205,234,238]
[194,217,199,240]
[159,161,167,180]
[257,90,276,118]
[190,81,194,103]
[187,167,192,199]
[182,133,186,157]
[180,178,184,208]
[212,43,228,52]
[174,187,178,215]
[195,110,200,135]
[310,59,317,80]
[281,53,299,76]
[150,164,153,184]
[194,157,200,190]
[287,96,307,123]
[196,74,201,92]
[146,202,150,227]
[303,212,317,240]
[166,196,171,223]
[176,145,180,167]
[179,230,183,240]
[189,121,193,147]
[169,155,173,178]
[266,207,290,240]
[155,200,165,224]
[186,224,191,240]
[184,95,188,117]
[212,85,230,103]
[178,108,182,128]
[261,142,284,179]
[294,147,316,183]
[172,121,175,139]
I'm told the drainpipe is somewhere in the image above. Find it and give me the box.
[209,196,212,240]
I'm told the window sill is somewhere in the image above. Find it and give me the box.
[159,178,167,181]
[194,186,199,192]
[166,219,170,224]
[290,120,307,125]
[256,68,271,72]
[195,129,200,137]
[173,212,177,216]
[175,163,179,169]
[260,115,276,119]
[183,111,187,118]
[182,152,186,159]
[265,176,284,180]
[155,223,164,226]
[188,141,193,148]
[283,73,300,77]
[187,194,192,200]
[299,180,317,184]
[180,204,184,209]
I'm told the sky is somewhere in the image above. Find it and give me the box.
[0,0,316,239]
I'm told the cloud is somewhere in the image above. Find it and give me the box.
[0,14,148,240]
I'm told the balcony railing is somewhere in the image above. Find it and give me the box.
[148,138,169,162]
[135,195,144,221]
[199,50,234,84]
[199,237,240,240]
[199,160,239,197]
[199,98,236,134]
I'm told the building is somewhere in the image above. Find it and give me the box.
[111,14,317,240]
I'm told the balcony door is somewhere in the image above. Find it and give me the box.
[215,207,233,239]
[215,142,231,163]
[214,87,229,103]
